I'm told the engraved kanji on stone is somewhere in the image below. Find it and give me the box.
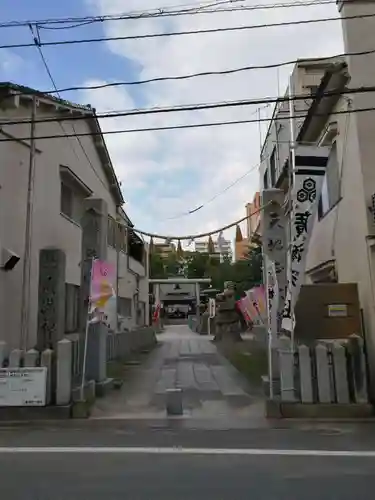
[267,238,283,252]
[275,261,284,274]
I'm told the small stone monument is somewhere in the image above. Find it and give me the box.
[213,281,242,342]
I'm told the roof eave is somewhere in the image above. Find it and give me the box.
[297,62,350,143]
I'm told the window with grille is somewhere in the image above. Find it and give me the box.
[118,297,132,317]
[107,216,117,247]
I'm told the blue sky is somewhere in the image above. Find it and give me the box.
[0,0,344,242]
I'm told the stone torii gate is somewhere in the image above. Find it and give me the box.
[149,278,211,325]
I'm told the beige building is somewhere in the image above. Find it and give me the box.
[235,192,261,262]
[259,0,375,385]
[234,239,250,262]
[0,82,149,349]
[154,240,176,259]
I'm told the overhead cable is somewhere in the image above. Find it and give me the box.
[3,47,374,96]
[2,86,375,127]
[1,13,374,50]
[1,105,375,141]
[0,1,346,29]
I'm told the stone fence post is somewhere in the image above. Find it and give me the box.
[56,339,72,406]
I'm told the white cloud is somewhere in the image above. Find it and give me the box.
[83,0,344,243]
[0,49,23,77]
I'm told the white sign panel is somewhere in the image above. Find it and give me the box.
[0,367,47,407]
[208,298,216,318]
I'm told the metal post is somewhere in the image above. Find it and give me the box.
[115,218,120,332]
[20,95,37,350]
[288,75,296,348]
[195,282,200,324]
[80,259,93,401]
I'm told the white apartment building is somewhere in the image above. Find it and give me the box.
[194,238,232,257]
[0,82,149,350]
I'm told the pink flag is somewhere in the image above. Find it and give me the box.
[90,260,115,310]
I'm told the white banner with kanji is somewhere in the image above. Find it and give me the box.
[282,146,330,332]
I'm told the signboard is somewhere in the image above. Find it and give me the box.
[0,367,47,407]
[328,304,348,317]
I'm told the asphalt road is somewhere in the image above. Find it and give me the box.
[1,426,375,499]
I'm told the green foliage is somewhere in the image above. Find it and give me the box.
[150,246,263,296]
[150,252,183,278]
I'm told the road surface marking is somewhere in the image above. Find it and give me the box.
[0,447,374,457]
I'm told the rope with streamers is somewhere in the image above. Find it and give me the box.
[119,202,270,241]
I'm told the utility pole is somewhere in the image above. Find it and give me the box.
[20,95,37,350]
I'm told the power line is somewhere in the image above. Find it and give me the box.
[2,86,375,127]
[1,12,374,50]
[4,47,374,97]
[1,105,375,142]
[166,159,264,220]
[164,106,271,220]
[0,1,345,29]
[29,26,113,194]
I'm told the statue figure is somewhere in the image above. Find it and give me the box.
[213,281,243,342]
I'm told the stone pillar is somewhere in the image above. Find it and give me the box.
[36,248,66,350]
[315,343,333,403]
[56,338,72,406]
[79,198,108,330]
[79,198,109,386]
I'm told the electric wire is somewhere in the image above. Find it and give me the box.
[0,1,348,29]
[1,47,372,97]
[0,12,374,50]
[3,86,375,127]
[1,104,375,141]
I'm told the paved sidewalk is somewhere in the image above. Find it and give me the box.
[91,325,265,427]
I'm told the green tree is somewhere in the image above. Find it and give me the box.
[149,252,183,278]
[184,251,210,279]
[231,245,263,298]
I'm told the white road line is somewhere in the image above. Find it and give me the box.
[0,447,374,457]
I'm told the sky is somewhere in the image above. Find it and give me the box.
[0,0,345,247]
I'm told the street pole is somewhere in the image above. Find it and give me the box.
[20,95,37,350]
[288,75,296,348]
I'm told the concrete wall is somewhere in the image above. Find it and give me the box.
[0,98,148,348]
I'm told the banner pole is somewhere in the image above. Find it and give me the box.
[80,258,94,402]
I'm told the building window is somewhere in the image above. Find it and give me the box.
[60,182,74,219]
[118,223,128,252]
[107,216,117,248]
[65,283,80,333]
[118,297,132,317]
[318,142,340,219]
[59,166,91,224]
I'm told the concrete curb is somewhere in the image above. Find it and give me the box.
[266,399,375,419]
